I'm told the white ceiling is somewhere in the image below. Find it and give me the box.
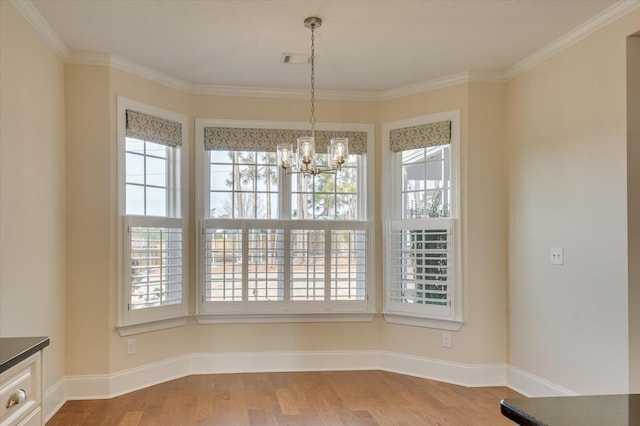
[28,0,624,93]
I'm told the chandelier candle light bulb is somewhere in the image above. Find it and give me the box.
[329,137,348,168]
[277,143,294,169]
[298,136,315,168]
[277,16,349,176]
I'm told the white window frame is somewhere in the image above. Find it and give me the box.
[382,110,463,330]
[195,119,375,323]
[117,97,189,336]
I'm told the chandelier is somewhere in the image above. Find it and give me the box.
[277,17,349,176]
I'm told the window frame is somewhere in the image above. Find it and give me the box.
[195,118,375,323]
[117,97,189,335]
[381,110,463,330]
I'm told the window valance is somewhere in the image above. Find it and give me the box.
[204,127,368,154]
[126,110,182,147]
[389,120,451,152]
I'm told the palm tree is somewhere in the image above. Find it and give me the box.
[258,152,277,219]
[226,151,244,218]
[223,151,260,218]
[296,173,310,219]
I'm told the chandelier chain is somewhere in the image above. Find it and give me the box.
[310,25,316,138]
[275,17,346,178]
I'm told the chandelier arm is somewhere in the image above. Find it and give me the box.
[283,164,342,177]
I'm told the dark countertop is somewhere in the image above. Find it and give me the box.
[0,336,49,373]
[501,394,640,426]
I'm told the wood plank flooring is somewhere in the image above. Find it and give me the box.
[47,370,522,425]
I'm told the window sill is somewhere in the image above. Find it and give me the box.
[196,312,376,324]
[382,312,463,330]
[116,316,189,336]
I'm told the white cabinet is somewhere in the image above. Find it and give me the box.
[0,352,42,426]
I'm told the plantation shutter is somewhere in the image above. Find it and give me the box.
[387,219,452,317]
[126,218,184,310]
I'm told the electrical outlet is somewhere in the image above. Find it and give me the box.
[442,332,452,348]
[127,338,136,355]
[550,247,564,265]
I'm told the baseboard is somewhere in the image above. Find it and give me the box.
[190,350,381,375]
[43,377,66,423]
[110,354,192,397]
[507,366,577,397]
[380,351,507,387]
[44,350,508,419]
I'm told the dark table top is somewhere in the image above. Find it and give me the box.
[501,394,640,426]
[0,336,49,373]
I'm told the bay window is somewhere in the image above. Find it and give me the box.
[195,120,374,322]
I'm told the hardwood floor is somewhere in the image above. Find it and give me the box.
[47,370,522,425]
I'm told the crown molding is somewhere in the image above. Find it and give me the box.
[377,72,470,101]
[67,51,381,101]
[467,71,509,83]
[377,71,509,101]
[504,0,640,80]
[10,0,69,58]
[109,55,196,93]
[66,51,111,66]
[192,83,379,101]
[67,52,197,94]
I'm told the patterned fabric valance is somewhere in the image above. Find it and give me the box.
[389,120,451,152]
[204,127,368,154]
[126,110,182,147]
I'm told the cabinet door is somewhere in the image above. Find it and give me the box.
[0,352,41,426]
[17,407,41,426]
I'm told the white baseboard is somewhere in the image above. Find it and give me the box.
[507,366,577,397]
[44,350,508,420]
[380,351,507,387]
[43,378,66,423]
[190,350,381,375]
[65,373,111,400]
[110,354,191,397]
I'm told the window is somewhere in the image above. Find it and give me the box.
[382,110,462,330]
[195,120,375,322]
[117,98,188,334]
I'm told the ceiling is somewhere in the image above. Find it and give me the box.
[28,0,622,94]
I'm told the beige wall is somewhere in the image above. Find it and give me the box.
[506,9,640,394]
[0,2,67,390]
[628,34,640,393]
[64,64,112,374]
[61,65,511,372]
[465,83,508,363]
[376,84,508,364]
[107,70,383,372]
